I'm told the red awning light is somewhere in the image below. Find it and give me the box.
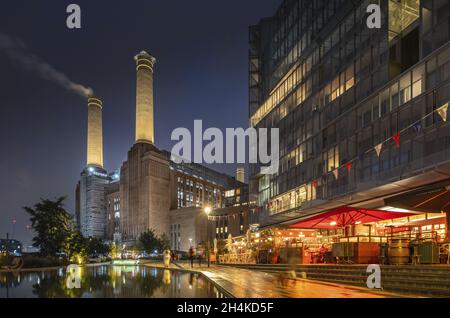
[288,206,416,229]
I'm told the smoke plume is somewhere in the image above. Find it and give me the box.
[0,32,93,97]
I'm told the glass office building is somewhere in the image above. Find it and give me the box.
[249,0,450,229]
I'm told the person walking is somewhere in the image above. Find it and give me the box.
[188,246,195,268]
[198,247,203,267]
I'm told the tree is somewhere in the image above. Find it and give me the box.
[111,242,121,259]
[86,237,110,257]
[138,229,163,254]
[65,230,87,264]
[159,233,170,250]
[24,197,74,256]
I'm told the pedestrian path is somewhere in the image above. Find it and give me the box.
[144,262,404,298]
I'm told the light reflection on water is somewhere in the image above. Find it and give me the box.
[0,265,226,298]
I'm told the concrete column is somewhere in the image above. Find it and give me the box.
[87,96,103,168]
[134,51,156,144]
[446,211,450,241]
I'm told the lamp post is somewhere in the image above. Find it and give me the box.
[204,207,212,268]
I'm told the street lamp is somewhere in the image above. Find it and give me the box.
[204,206,212,268]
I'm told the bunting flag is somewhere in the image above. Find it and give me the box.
[346,162,352,173]
[393,132,400,148]
[332,169,339,180]
[437,102,449,122]
[247,100,449,209]
[413,121,422,133]
[375,143,383,157]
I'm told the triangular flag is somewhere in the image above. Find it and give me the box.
[413,121,422,133]
[346,162,352,173]
[393,132,400,148]
[332,169,339,180]
[375,143,383,157]
[312,180,317,188]
[437,102,449,122]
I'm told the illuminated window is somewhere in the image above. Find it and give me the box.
[225,190,235,198]
[345,66,354,90]
[324,146,339,173]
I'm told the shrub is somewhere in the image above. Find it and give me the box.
[21,254,68,269]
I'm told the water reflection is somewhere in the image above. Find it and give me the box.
[0,266,225,298]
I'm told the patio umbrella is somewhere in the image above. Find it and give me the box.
[288,206,416,229]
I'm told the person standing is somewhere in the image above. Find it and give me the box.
[188,246,195,268]
[163,249,171,268]
[198,246,203,267]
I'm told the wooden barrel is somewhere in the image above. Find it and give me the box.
[388,239,410,265]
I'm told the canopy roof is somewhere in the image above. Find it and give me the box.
[288,206,416,229]
[385,181,450,213]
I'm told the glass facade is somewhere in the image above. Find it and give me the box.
[250,0,450,223]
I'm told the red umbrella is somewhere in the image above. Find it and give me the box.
[288,206,416,229]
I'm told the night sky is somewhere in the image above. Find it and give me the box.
[0,1,281,244]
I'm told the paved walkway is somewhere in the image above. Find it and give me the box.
[143,262,403,298]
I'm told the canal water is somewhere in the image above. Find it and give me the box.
[0,265,226,298]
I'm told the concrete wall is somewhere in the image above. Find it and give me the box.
[120,143,171,240]
[169,207,207,252]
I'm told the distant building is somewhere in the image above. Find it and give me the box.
[76,167,110,238]
[105,175,121,242]
[168,160,246,252]
[75,51,254,249]
[0,238,22,256]
[75,96,110,238]
[119,142,171,241]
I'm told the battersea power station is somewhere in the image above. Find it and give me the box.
[75,51,251,252]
